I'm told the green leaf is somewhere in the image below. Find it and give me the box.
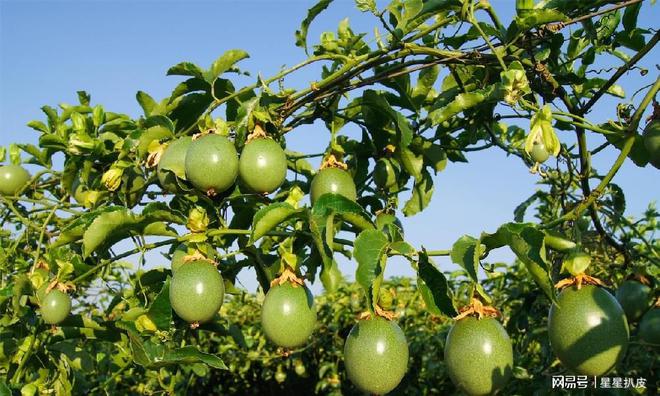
[82,207,176,258]
[0,379,11,396]
[623,1,642,32]
[513,9,567,31]
[355,0,376,13]
[353,229,389,292]
[136,91,157,117]
[513,191,541,222]
[403,169,434,217]
[482,223,555,301]
[412,64,439,108]
[147,277,172,330]
[312,193,374,231]
[428,91,486,126]
[399,147,423,179]
[423,143,447,174]
[135,126,173,159]
[83,208,139,257]
[417,250,457,317]
[157,346,228,370]
[27,120,49,133]
[295,0,334,54]
[204,49,249,84]
[249,202,301,244]
[450,235,480,282]
[167,62,205,79]
[9,144,20,165]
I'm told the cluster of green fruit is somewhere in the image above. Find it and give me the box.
[156,131,360,203]
[157,134,286,196]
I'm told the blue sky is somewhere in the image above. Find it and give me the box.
[1,0,658,293]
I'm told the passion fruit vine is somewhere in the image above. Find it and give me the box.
[169,260,224,324]
[310,167,357,204]
[261,282,317,348]
[238,138,287,194]
[444,316,513,396]
[40,289,72,325]
[548,285,629,376]
[184,134,238,195]
[343,317,409,395]
[0,164,31,196]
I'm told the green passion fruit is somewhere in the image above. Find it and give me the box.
[615,280,652,322]
[185,134,238,195]
[170,243,191,275]
[0,164,31,196]
[169,260,224,324]
[157,137,192,193]
[444,316,513,396]
[548,285,629,376]
[40,290,72,325]
[643,120,660,169]
[238,138,287,194]
[344,317,409,395]
[310,167,357,204]
[261,283,317,348]
[638,308,660,345]
[529,140,550,163]
[373,158,398,189]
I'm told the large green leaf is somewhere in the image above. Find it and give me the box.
[295,0,334,53]
[204,49,249,83]
[353,229,389,292]
[429,90,487,126]
[249,202,302,245]
[417,250,457,317]
[450,235,480,282]
[311,194,374,231]
[82,207,177,257]
[481,223,555,301]
[136,91,157,117]
[167,62,205,79]
[403,169,434,216]
[147,277,171,331]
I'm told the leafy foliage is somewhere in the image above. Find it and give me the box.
[1,0,659,394]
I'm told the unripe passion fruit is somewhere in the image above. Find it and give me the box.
[169,260,224,324]
[373,158,398,189]
[548,285,629,376]
[185,134,238,195]
[310,167,356,204]
[0,164,31,196]
[261,283,316,348]
[643,120,660,169]
[170,244,190,275]
[615,280,652,322]
[529,140,550,163]
[157,137,192,193]
[444,316,513,396]
[238,138,287,194]
[40,290,72,325]
[343,317,409,395]
[638,308,660,345]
